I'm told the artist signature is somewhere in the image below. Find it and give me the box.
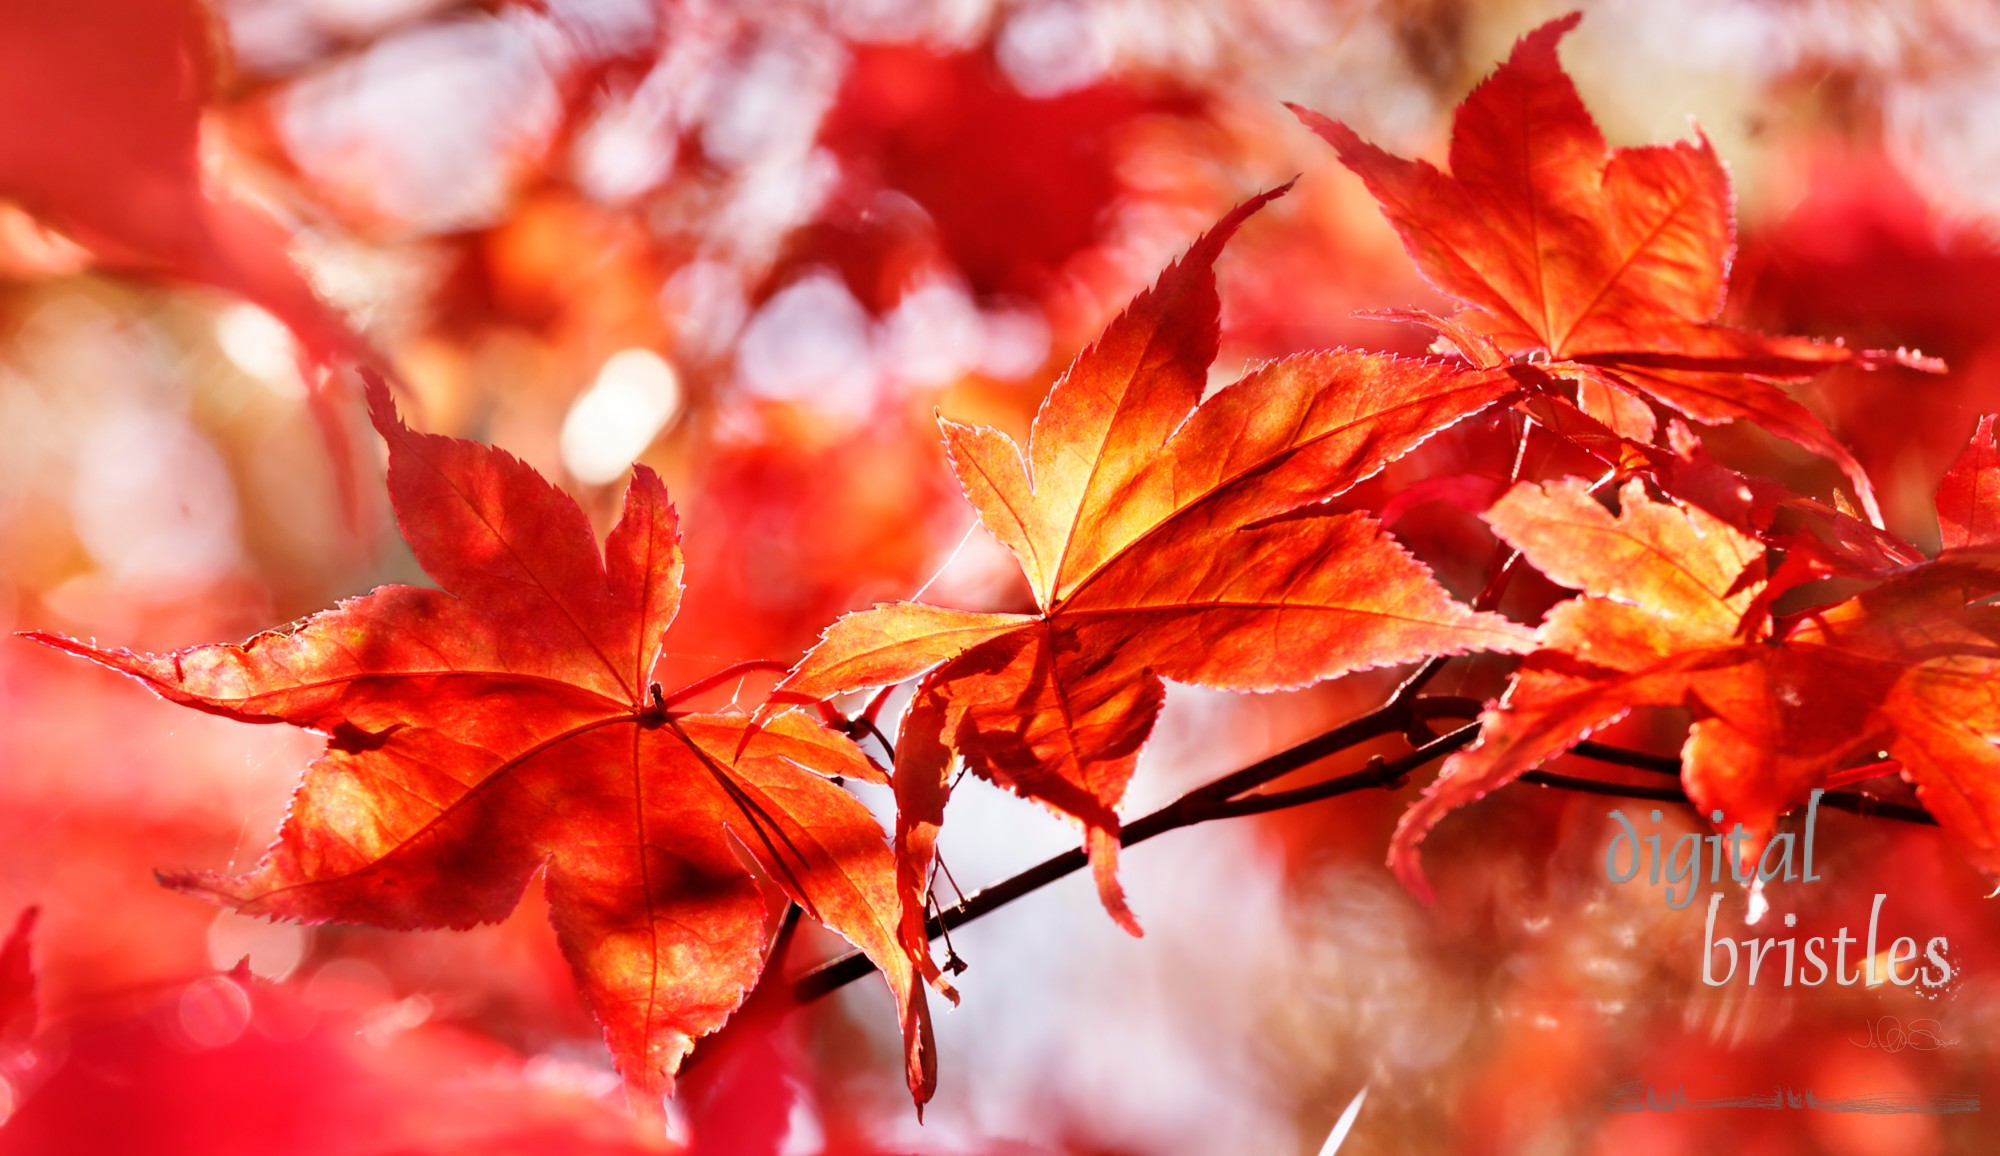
[1850,1016,1957,1053]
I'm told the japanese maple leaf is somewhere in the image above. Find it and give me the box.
[27,379,935,1114]
[1291,12,1940,526]
[769,187,1534,957]
[1390,433,2000,901]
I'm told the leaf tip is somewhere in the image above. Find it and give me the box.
[6,906,38,940]
[359,365,402,436]
[1387,842,1440,908]
[1901,347,1948,374]
[1515,9,1585,59]
[1287,101,1367,157]
[18,629,84,656]
[1087,828,1144,937]
[623,460,668,499]
[1386,790,1452,907]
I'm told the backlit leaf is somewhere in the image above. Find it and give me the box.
[29,379,934,1116]
[776,189,1532,942]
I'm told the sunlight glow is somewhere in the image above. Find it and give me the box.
[70,408,243,586]
[215,304,305,396]
[559,349,683,484]
[177,977,254,1049]
[207,909,309,982]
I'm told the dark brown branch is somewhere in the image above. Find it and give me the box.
[1208,724,1477,819]
[1155,698,1412,812]
[1567,740,1681,776]
[1414,700,1775,779]
[1518,768,1688,803]
[1811,789,1936,827]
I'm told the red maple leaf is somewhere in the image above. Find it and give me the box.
[28,379,936,1115]
[1390,418,2000,899]
[769,188,1533,961]
[1291,12,1940,526]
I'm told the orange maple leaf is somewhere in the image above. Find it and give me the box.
[771,188,1534,956]
[28,379,934,1115]
[1391,429,2000,901]
[1291,12,1940,526]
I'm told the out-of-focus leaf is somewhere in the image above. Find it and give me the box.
[816,44,1196,303]
[0,970,662,1155]
[0,908,36,1057]
[0,0,369,370]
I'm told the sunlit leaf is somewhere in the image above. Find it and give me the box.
[30,379,934,1115]
[776,188,1532,943]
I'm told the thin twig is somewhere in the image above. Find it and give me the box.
[1568,740,1681,776]
[1521,764,1936,824]
[856,717,898,763]
[1209,725,1476,819]
[1518,768,1688,804]
[1412,700,1715,778]
[1811,789,1935,827]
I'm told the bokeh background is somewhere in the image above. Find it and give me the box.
[5,0,2000,1151]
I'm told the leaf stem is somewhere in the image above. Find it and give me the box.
[659,659,795,709]
[859,684,898,726]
